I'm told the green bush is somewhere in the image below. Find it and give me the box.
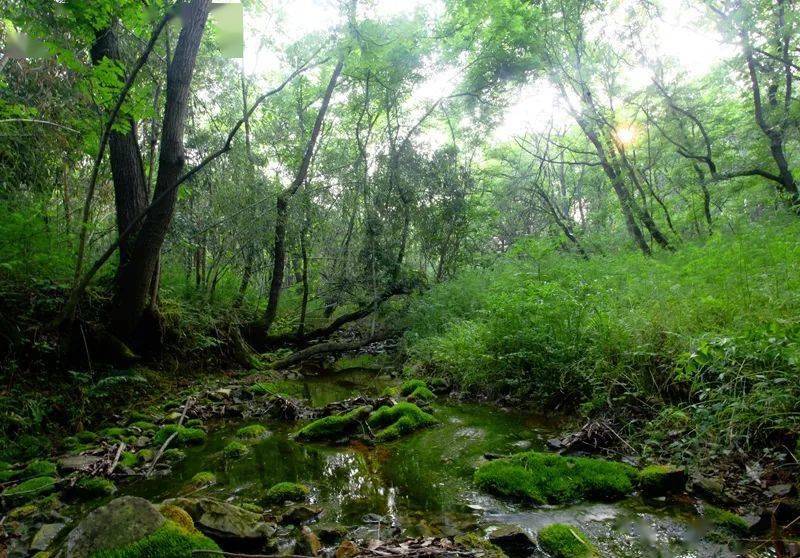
[537,523,597,558]
[474,451,636,505]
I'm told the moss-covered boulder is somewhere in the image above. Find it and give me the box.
[223,441,249,459]
[119,452,139,469]
[153,425,206,446]
[406,385,436,402]
[400,379,428,396]
[638,464,686,496]
[294,406,372,441]
[158,504,199,535]
[264,482,310,504]
[21,460,57,479]
[88,522,219,558]
[236,424,270,441]
[367,402,437,441]
[474,451,636,505]
[537,524,597,558]
[128,421,157,433]
[2,476,56,502]
[72,478,117,500]
[186,471,216,490]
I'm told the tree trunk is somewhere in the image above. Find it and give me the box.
[263,59,344,332]
[297,220,309,338]
[110,0,212,339]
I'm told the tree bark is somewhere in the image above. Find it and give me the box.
[110,0,212,339]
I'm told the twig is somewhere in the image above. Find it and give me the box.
[107,441,126,475]
[146,396,193,477]
[0,118,80,133]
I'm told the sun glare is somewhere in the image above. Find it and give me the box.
[616,125,636,146]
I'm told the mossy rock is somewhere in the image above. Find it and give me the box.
[236,424,270,441]
[119,452,139,469]
[102,427,128,440]
[638,464,686,496]
[153,425,206,446]
[162,449,186,462]
[264,482,310,504]
[454,533,507,558]
[294,406,372,441]
[88,521,219,558]
[474,451,636,505]
[73,478,117,499]
[22,460,57,479]
[2,476,56,502]
[538,524,597,558]
[186,471,216,489]
[76,431,99,443]
[380,386,401,398]
[223,441,249,459]
[239,503,264,514]
[400,379,428,396]
[158,505,198,535]
[137,449,155,463]
[406,385,436,402]
[127,411,153,422]
[704,505,749,535]
[128,421,157,433]
[185,419,203,428]
[367,402,437,441]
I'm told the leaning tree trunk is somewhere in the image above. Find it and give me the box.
[110,0,212,339]
[263,59,344,333]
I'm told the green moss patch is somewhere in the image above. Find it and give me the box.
[153,425,206,446]
[2,476,56,501]
[21,460,56,479]
[538,524,597,558]
[294,406,372,441]
[638,464,686,496]
[223,441,249,459]
[102,427,128,439]
[367,402,437,441]
[406,385,436,402]
[704,505,749,535]
[400,379,428,396]
[236,424,270,440]
[128,421,157,432]
[187,471,216,489]
[474,451,636,505]
[264,482,310,504]
[89,521,220,558]
[73,477,117,499]
[76,431,99,443]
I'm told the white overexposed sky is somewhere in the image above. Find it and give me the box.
[227,0,734,146]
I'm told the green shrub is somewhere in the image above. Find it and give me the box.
[153,425,206,446]
[89,521,220,558]
[294,406,371,441]
[537,524,597,558]
[474,451,635,505]
[236,424,269,440]
[263,482,309,504]
[367,402,438,441]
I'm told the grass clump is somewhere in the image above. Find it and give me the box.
[223,441,249,459]
[73,477,117,499]
[2,476,56,501]
[474,451,636,505]
[367,402,437,441]
[537,524,597,558]
[263,482,310,504]
[236,424,269,440]
[294,406,371,441]
[89,521,220,558]
[153,425,206,446]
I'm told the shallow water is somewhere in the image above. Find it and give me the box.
[123,370,752,557]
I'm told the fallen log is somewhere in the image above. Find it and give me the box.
[267,331,392,370]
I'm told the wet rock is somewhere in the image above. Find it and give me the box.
[767,483,796,498]
[64,496,166,558]
[547,438,564,450]
[192,498,277,547]
[688,475,736,505]
[313,522,349,545]
[279,504,323,525]
[638,464,687,496]
[30,523,65,552]
[297,526,322,556]
[335,540,359,558]
[487,525,536,558]
[57,455,102,473]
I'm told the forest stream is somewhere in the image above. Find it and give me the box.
[96,369,759,558]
